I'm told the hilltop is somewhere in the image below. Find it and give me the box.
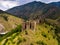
[0,10,23,32]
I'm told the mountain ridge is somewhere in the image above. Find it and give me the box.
[6,1,60,20]
[49,1,60,7]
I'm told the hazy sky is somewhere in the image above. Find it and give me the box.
[0,0,60,11]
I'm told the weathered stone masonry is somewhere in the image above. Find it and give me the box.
[21,19,44,30]
[21,21,36,30]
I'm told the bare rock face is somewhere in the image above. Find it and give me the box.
[0,24,5,34]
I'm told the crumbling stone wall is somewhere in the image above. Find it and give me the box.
[21,20,37,30]
[21,22,26,30]
[21,19,44,31]
[30,21,36,30]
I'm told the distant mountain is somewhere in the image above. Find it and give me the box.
[0,10,23,32]
[6,1,60,20]
[6,1,46,20]
[49,1,60,7]
[0,10,4,13]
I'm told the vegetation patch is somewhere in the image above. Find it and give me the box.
[36,41,47,45]
[42,32,47,38]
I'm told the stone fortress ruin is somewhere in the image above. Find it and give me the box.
[21,19,44,31]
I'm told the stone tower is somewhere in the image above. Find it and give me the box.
[21,20,37,31]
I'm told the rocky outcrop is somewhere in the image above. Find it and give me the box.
[0,24,6,34]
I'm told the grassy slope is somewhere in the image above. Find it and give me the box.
[0,12,23,31]
[0,23,59,45]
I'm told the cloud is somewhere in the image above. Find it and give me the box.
[36,0,60,3]
[0,1,19,11]
[0,0,34,11]
[0,0,15,1]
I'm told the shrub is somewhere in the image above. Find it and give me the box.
[36,41,47,45]
[36,41,42,45]
[17,37,22,45]
[48,38,50,40]
[42,32,47,38]
[25,30,28,35]
[15,25,22,32]
[30,43,33,45]
[11,33,19,39]
[45,25,47,28]
[58,42,60,45]
[50,28,53,30]
[23,38,26,42]
[48,31,49,33]
[3,39,9,45]
[2,15,8,21]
